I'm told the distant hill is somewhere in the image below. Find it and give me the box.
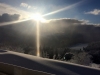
[0,20,100,48]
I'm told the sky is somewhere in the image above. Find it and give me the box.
[0,0,100,24]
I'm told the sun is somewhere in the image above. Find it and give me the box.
[32,13,46,23]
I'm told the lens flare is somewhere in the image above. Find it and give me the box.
[36,21,40,57]
[0,1,83,26]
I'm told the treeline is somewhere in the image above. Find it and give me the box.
[0,42,92,66]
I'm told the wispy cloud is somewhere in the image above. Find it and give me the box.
[20,3,31,9]
[85,9,100,15]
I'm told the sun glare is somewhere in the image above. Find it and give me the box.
[32,13,46,57]
[33,13,46,23]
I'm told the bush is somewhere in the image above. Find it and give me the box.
[70,52,92,66]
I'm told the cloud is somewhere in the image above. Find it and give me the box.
[0,13,20,23]
[45,18,89,28]
[0,3,33,19]
[20,3,31,9]
[37,18,95,35]
[85,9,100,15]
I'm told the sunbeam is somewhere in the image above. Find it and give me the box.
[0,17,33,26]
[43,0,84,17]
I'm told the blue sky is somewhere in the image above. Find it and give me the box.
[0,0,100,24]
